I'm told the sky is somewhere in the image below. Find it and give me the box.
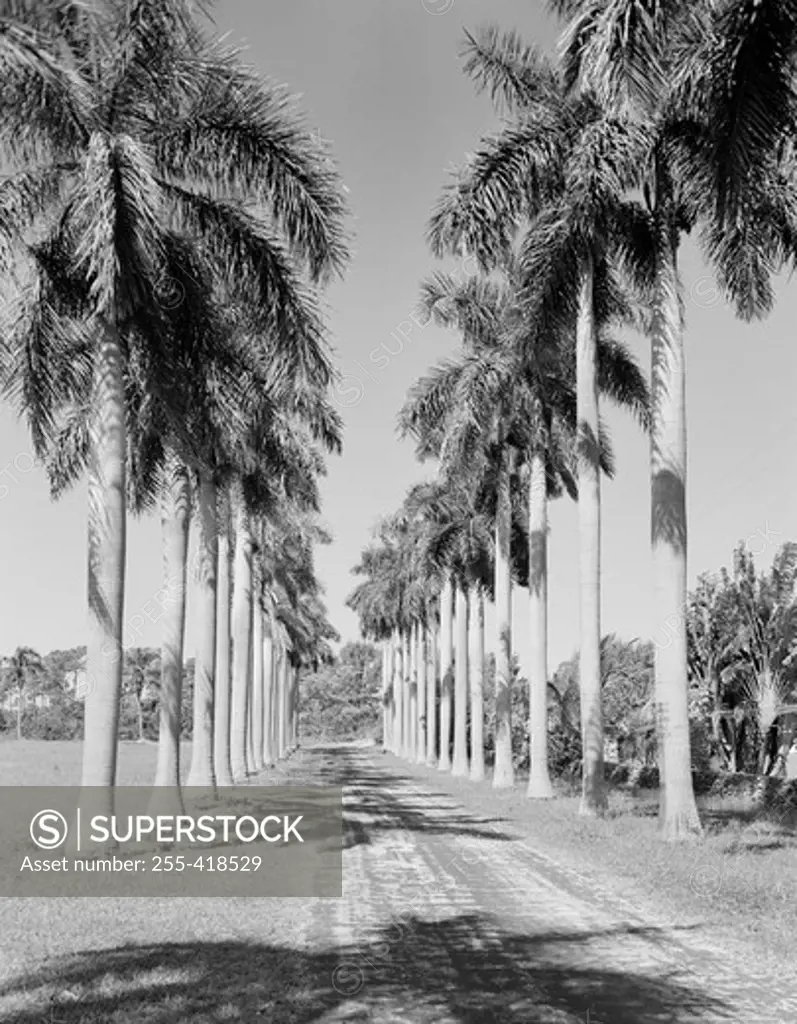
[1,0,795,677]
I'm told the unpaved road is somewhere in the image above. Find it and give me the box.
[1,743,794,1023]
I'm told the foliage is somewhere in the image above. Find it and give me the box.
[299,642,382,741]
[686,541,797,774]
[0,644,196,741]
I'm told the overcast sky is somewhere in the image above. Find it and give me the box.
[1,0,795,676]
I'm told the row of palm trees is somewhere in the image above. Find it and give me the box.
[350,1,797,841]
[0,0,348,814]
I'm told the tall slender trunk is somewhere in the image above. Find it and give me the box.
[387,630,395,753]
[230,502,254,781]
[213,506,234,787]
[262,619,274,766]
[273,646,284,759]
[382,640,392,750]
[493,456,514,788]
[651,195,702,839]
[393,628,404,756]
[452,583,469,776]
[426,621,438,764]
[291,664,299,746]
[15,698,22,742]
[187,472,217,788]
[527,451,553,799]
[279,652,290,756]
[286,663,294,749]
[136,699,144,743]
[245,598,256,773]
[469,588,485,781]
[576,257,606,816]
[415,624,427,763]
[402,629,412,759]
[290,663,299,745]
[408,622,418,760]
[251,588,264,774]
[151,456,191,810]
[438,577,454,771]
[81,322,127,818]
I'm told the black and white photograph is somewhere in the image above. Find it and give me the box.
[0,0,796,1020]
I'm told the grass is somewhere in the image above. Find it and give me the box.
[0,740,323,1024]
[387,754,797,973]
[0,737,186,787]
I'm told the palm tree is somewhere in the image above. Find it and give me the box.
[452,581,469,776]
[415,617,427,764]
[670,0,797,231]
[348,539,405,752]
[0,646,43,741]
[428,26,652,813]
[400,311,527,787]
[213,494,235,788]
[122,647,160,743]
[230,496,255,781]
[468,585,486,781]
[400,479,494,778]
[722,543,797,774]
[0,2,348,813]
[151,456,191,808]
[550,0,796,836]
[185,471,218,787]
[266,507,336,755]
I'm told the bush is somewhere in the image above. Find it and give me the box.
[21,693,84,741]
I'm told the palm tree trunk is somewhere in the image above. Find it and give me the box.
[392,627,403,756]
[382,640,392,750]
[291,664,299,746]
[469,588,485,781]
[151,458,191,810]
[408,622,418,760]
[279,653,290,756]
[577,257,607,816]
[81,321,127,813]
[493,458,514,788]
[273,646,283,759]
[426,621,438,764]
[527,451,553,799]
[439,576,454,771]
[251,591,264,774]
[136,699,144,743]
[15,698,22,742]
[415,624,427,763]
[213,505,234,787]
[402,629,412,759]
[284,659,292,749]
[246,602,256,772]
[283,661,291,752]
[651,199,702,839]
[262,619,274,766]
[452,583,469,776]
[230,502,254,781]
[187,472,217,789]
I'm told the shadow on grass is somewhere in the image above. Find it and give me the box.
[0,914,735,1024]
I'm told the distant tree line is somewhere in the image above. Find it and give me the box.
[0,646,194,742]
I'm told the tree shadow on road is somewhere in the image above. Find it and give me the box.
[0,913,741,1024]
[315,746,518,850]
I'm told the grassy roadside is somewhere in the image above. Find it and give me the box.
[0,742,328,1023]
[381,751,797,972]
